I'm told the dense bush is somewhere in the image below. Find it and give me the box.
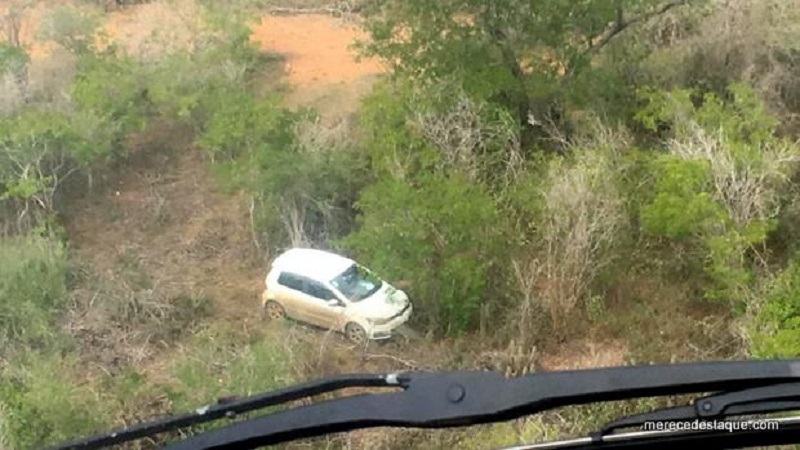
[636,84,798,308]
[341,172,505,336]
[751,259,800,358]
[0,235,69,353]
[0,353,111,449]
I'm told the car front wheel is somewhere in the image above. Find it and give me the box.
[263,301,286,321]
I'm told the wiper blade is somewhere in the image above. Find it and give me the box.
[518,380,800,450]
[50,359,800,450]
[600,381,800,434]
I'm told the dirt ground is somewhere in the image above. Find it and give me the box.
[47,3,409,378]
[250,13,386,121]
[21,2,388,324]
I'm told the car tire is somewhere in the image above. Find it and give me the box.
[263,301,286,321]
[345,322,367,345]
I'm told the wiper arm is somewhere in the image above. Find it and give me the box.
[48,373,401,450]
[50,359,800,450]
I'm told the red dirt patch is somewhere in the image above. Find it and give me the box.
[250,14,384,86]
[250,14,386,120]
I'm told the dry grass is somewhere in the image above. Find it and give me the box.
[57,121,267,382]
[511,124,627,340]
[97,0,204,59]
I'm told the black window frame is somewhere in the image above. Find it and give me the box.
[304,280,338,302]
[277,271,338,302]
[277,272,305,292]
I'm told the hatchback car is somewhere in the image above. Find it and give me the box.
[261,248,413,344]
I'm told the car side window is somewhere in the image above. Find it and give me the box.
[306,281,336,301]
[277,272,304,292]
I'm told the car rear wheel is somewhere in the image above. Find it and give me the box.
[345,322,367,345]
[263,301,286,321]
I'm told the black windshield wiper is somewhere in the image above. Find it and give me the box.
[50,359,800,450]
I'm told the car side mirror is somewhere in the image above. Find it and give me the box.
[327,299,342,307]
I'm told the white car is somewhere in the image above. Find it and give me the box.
[261,248,413,344]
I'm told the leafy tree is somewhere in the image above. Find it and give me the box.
[340,172,504,336]
[70,52,151,139]
[0,108,116,233]
[357,0,692,147]
[356,79,437,179]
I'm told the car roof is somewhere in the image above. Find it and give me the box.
[271,248,355,282]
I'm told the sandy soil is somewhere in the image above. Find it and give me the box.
[250,13,386,121]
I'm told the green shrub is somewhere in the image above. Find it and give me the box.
[752,259,800,358]
[0,353,111,449]
[161,325,294,438]
[71,53,150,141]
[340,171,504,336]
[0,235,69,353]
[357,80,442,180]
[0,42,28,75]
[200,94,369,248]
[635,84,798,308]
[640,157,727,240]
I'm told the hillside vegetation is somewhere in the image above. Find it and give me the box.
[2,0,800,448]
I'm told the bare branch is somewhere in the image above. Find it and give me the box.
[511,123,628,337]
[267,1,364,24]
[669,123,799,229]
[411,83,523,187]
[279,197,310,248]
[584,0,689,57]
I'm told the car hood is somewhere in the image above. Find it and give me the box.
[348,283,409,319]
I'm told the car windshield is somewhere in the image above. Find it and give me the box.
[330,264,383,302]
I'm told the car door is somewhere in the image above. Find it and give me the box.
[302,280,346,330]
[275,272,309,321]
[278,275,334,329]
